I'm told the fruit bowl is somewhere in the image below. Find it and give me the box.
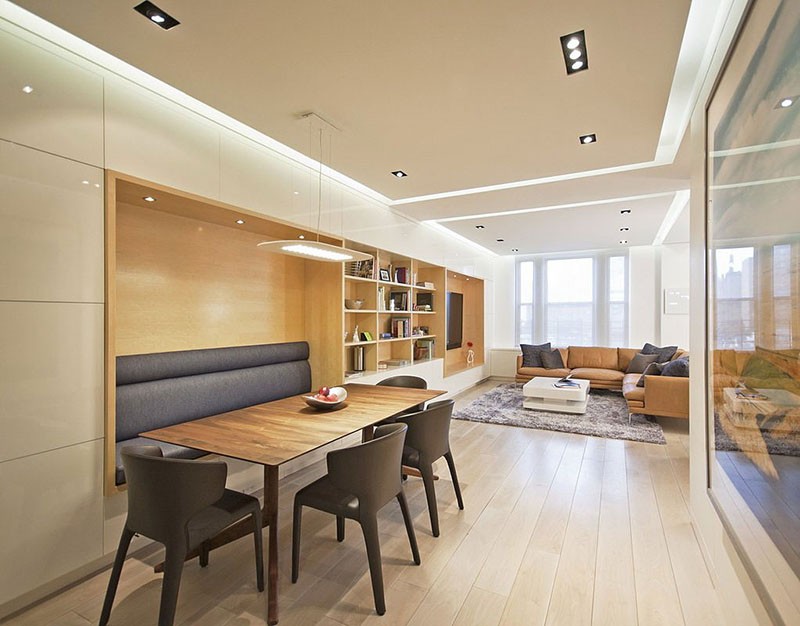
[303,386,348,410]
[344,299,364,310]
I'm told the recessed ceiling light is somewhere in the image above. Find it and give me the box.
[579,133,596,144]
[778,97,796,108]
[81,180,90,185]
[22,85,33,94]
[511,248,519,252]
[134,1,180,30]
[560,30,589,75]
[620,227,629,231]
[143,196,156,202]
[496,238,504,242]
[293,191,300,195]
[475,225,485,229]
[619,240,628,244]
[94,183,100,188]
[298,234,305,239]
[391,170,408,178]
[620,209,631,214]
[236,219,245,225]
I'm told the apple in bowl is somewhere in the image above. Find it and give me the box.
[303,386,348,410]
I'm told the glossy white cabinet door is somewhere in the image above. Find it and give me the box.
[0,440,103,606]
[105,79,221,199]
[0,29,103,167]
[0,140,104,303]
[0,301,104,463]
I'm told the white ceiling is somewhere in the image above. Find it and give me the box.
[12,0,712,255]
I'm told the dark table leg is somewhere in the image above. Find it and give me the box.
[265,465,279,625]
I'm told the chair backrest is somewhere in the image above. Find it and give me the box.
[122,445,227,545]
[326,423,407,512]
[376,375,428,389]
[398,399,455,462]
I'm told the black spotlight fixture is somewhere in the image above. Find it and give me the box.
[134,1,180,30]
[496,238,505,242]
[560,30,588,75]
[620,209,631,215]
[475,225,485,229]
[579,133,597,145]
[391,170,408,178]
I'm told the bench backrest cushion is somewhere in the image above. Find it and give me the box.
[116,342,311,442]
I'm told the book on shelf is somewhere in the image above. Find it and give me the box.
[415,281,435,289]
[393,266,409,284]
[414,338,435,360]
[391,316,411,338]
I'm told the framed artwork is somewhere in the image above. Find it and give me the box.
[379,268,391,281]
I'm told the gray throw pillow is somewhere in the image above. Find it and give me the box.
[661,357,689,377]
[626,352,659,374]
[540,349,564,369]
[636,361,663,387]
[521,342,551,368]
[641,342,678,363]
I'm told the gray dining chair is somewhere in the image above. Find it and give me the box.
[397,399,464,537]
[376,375,429,413]
[100,446,264,626]
[292,423,420,615]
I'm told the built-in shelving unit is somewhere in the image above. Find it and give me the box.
[342,245,448,380]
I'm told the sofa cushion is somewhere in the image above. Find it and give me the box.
[521,342,551,367]
[540,349,565,369]
[567,346,619,370]
[571,368,624,384]
[622,373,645,401]
[641,343,678,363]
[637,361,663,386]
[518,366,571,379]
[661,356,690,377]
[626,352,660,373]
[617,348,640,372]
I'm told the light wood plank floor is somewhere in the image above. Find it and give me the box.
[4,381,724,626]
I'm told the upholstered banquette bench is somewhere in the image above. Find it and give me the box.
[114,341,312,485]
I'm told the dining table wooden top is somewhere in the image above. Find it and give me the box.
[140,383,445,467]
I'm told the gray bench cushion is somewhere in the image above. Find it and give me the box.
[115,342,311,485]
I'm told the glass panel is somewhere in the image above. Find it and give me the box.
[707,0,800,595]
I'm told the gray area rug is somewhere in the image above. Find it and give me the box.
[453,384,666,445]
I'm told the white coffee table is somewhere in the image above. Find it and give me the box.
[522,376,590,414]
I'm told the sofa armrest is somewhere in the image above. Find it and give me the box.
[644,375,689,416]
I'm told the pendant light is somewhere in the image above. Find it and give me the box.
[258,114,372,262]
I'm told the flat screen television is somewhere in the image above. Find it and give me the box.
[446,291,463,350]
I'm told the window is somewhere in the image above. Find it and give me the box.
[714,246,755,350]
[516,252,628,347]
[773,244,792,349]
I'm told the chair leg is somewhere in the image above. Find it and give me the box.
[199,541,209,567]
[292,500,303,583]
[420,464,440,537]
[396,491,421,565]
[252,507,265,592]
[99,527,135,626]
[444,451,464,510]
[336,515,345,542]
[158,547,186,626]
[359,517,386,615]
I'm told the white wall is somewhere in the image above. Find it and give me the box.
[0,9,496,615]
[660,242,690,347]
[628,245,659,347]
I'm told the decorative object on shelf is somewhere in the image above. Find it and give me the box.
[257,114,372,263]
[344,298,364,310]
[380,332,393,339]
[416,281,435,289]
[361,331,373,341]
[379,268,391,281]
[344,331,349,342]
[352,325,360,343]
[389,298,395,311]
[346,259,374,278]
[352,345,365,371]
[466,341,475,367]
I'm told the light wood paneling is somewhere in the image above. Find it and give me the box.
[445,270,485,377]
[115,202,307,354]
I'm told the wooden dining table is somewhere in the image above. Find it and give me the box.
[140,382,445,625]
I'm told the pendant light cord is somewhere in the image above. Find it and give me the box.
[316,127,323,243]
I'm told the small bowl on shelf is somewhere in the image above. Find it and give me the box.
[345,299,364,310]
[303,387,348,410]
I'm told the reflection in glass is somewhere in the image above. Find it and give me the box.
[708,0,800,581]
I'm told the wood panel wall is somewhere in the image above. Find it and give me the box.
[115,203,307,355]
[444,271,485,376]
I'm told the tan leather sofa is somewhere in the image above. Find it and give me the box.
[516,346,689,419]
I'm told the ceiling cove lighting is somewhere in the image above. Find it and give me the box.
[560,30,589,75]
[391,170,408,178]
[134,1,180,30]
[579,133,597,144]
